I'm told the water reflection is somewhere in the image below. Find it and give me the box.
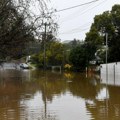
[0,67,120,119]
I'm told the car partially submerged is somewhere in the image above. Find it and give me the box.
[20,63,29,69]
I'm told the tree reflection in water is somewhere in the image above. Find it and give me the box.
[0,69,120,119]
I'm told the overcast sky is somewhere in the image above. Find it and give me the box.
[48,0,120,41]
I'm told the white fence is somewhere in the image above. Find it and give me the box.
[100,62,120,86]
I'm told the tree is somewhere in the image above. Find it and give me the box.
[85,4,120,63]
[83,42,97,63]
[0,0,57,59]
[47,41,64,65]
[69,45,87,71]
[0,1,34,58]
[31,41,64,68]
[108,5,120,62]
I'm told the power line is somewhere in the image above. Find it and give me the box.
[65,22,92,32]
[60,3,94,23]
[60,27,90,35]
[58,0,108,35]
[78,0,107,16]
[59,21,92,34]
[60,0,107,23]
[55,0,99,13]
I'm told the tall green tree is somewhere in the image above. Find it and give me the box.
[31,40,64,68]
[0,2,34,58]
[0,0,56,59]
[47,41,64,65]
[109,5,120,62]
[69,45,87,71]
[85,4,120,62]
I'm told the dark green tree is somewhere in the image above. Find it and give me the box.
[31,40,64,68]
[0,2,34,58]
[108,5,120,62]
[85,4,120,63]
[69,45,87,71]
[0,0,54,59]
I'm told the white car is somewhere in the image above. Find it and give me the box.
[20,63,29,69]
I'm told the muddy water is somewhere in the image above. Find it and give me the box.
[0,68,120,120]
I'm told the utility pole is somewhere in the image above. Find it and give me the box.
[100,27,108,81]
[106,33,108,82]
[105,32,108,118]
[44,22,47,70]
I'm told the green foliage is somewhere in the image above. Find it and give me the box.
[85,4,120,63]
[0,0,35,58]
[83,42,97,62]
[0,0,56,59]
[69,45,87,71]
[86,27,102,45]
[31,54,43,68]
[46,41,64,65]
[31,41,64,68]
[63,39,83,64]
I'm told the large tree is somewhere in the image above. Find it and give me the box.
[85,4,120,63]
[69,45,87,71]
[0,0,57,59]
[31,40,64,68]
[0,5,34,58]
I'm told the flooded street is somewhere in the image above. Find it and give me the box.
[0,64,120,120]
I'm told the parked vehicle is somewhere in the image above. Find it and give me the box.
[20,63,29,69]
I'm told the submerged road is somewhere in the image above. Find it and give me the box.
[0,62,20,70]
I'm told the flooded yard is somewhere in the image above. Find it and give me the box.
[0,66,120,120]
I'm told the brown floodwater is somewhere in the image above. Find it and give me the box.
[0,65,120,120]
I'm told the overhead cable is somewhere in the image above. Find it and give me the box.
[60,0,107,23]
[60,27,90,35]
[55,0,99,13]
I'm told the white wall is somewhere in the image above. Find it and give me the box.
[100,62,120,86]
